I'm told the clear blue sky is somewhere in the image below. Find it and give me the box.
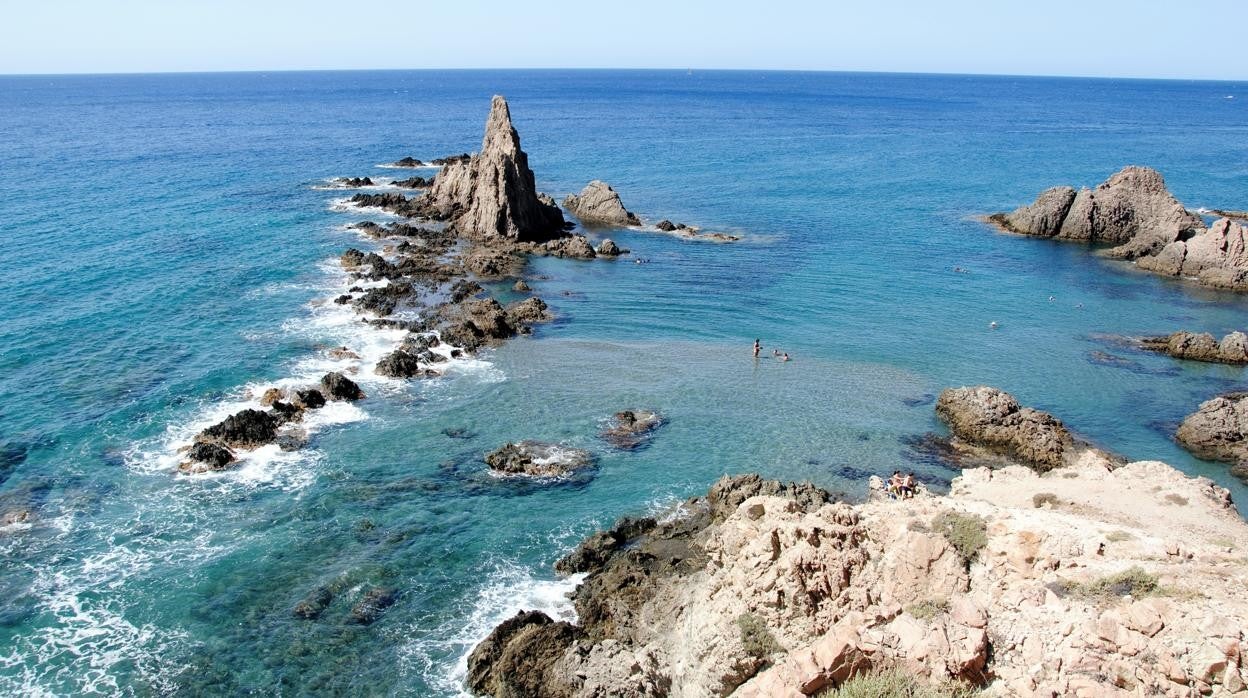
[2,0,1245,79]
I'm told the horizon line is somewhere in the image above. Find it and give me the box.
[1,66,1245,83]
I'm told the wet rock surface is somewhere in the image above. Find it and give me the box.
[600,409,664,450]
[320,372,364,401]
[483,441,595,477]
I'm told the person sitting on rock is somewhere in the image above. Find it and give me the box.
[900,472,917,498]
[887,470,904,498]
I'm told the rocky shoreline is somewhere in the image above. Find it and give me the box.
[468,389,1247,697]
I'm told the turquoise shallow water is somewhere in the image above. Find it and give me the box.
[1,69,1247,694]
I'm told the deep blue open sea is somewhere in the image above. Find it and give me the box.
[1,69,1247,695]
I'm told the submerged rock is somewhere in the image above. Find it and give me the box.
[935,386,1073,472]
[600,409,664,450]
[562,180,641,226]
[484,441,594,477]
[320,372,364,401]
[375,349,423,378]
[292,586,333,620]
[349,587,397,625]
[1139,330,1248,364]
[423,96,565,241]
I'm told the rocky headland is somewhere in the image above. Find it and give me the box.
[988,166,1248,290]
[467,390,1247,696]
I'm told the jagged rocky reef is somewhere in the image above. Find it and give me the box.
[990,166,1248,290]
[467,389,1248,697]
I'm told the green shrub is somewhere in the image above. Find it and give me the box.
[737,613,781,658]
[932,511,988,566]
[820,668,980,697]
[1050,566,1161,601]
[1032,492,1059,508]
[906,598,949,621]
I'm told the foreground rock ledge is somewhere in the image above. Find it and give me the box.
[468,408,1247,696]
[1177,392,1248,482]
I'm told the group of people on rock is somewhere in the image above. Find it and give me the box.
[887,470,919,499]
[752,339,790,362]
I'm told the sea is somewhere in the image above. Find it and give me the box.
[1,69,1246,695]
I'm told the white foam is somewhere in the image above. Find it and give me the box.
[398,560,583,696]
[374,162,443,170]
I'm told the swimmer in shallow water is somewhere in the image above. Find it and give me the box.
[781,353,791,362]
[753,339,761,357]
[990,321,999,329]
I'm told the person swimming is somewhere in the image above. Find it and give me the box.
[753,339,761,357]
[989,321,999,329]
[781,353,791,362]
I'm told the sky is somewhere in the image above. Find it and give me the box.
[0,0,1245,80]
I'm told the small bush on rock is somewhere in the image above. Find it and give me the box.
[1032,492,1059,508]
[737,613,781,659]
[906,598,949,621]
[932,511,988,567]
[820,668,980,697]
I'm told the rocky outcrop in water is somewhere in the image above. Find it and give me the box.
[348,192,424,217]
[989,166,1204,257]
[374,349,425,378]
[423,96,565,241]
[197,409,280,450]
[1136,217,1248,291]
[1139,330,1248,364]
[390,175,432,189]
[321,372,364,401]
[562,181,641,226]
[391,157,424,168]
[334,176,374,188]
[989,167,1248,290]
[483,441,594,477]
[600,409,664,450]
[935,386,1076,473]
[1176,393,1248,479]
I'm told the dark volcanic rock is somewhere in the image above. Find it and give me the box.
[391,175,432,189]
[935,386,1073,472]
[321,372,365,401]
[292,389,327,410]
[423,96,565,241]
[349,192,423,217]
[269,400,304,425]
[431,153,471,166]
[555,516,657,575]
[461,245,525,279]
[179,441,236,473]
[656,219,677,232]
[391,157,424,168]
[335,176,374,187]
[341,248,366,268]
[562,180,641,226]
[375,349,422,378]
[601,409,664,450]
[466,610,579,698]
[484,441,594,477]
[196,409,279,450]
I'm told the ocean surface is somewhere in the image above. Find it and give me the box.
[1,69,1247,695]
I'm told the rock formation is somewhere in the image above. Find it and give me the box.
[989,166,1203,257]
[562,181,641,226]
[1139,330,1248,364]
[483,441,594,477]
[934,386,1077,472]
[321,372,364,401]
[989,167,1248,290]
[1137,217,1248,291]
[423,96,565,241]
[600,409,664,450]
[1176,392,1248,480]
[468,428,1248,696]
